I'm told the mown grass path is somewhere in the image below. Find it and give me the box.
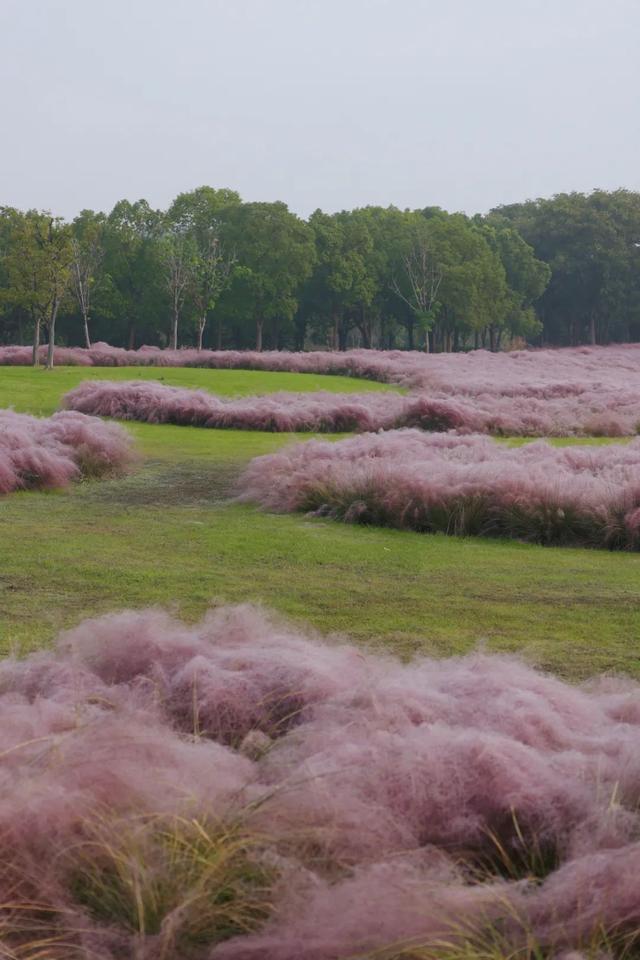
[1,365,639,678]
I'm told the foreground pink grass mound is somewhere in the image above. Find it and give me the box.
[2,604,640,958]
[0,409,134,494]
[240,430,640,549]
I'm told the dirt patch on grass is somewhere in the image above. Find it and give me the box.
[82,460,243,507]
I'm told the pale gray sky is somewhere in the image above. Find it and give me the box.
[1,0,638,219]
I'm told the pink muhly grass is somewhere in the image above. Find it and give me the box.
[239,429,640,549]
[62,379,403,433]
[1,604,640,956]
[60,375,640,438]
[3,339,640,395]
[0,339,638,388]
[0,409,135,494]
[49,340,640,436]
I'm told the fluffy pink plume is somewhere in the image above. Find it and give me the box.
[0,409,134,493]
[62,378,405,433]
[35,341,640,435]
[64,373,640,437]
[1,603,640,957]
[240,429,640,549]
[5,340,640,393]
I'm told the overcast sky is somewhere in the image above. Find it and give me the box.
[1,0,638,220]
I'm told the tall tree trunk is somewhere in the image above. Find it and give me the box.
[384,320,396,350]
[331,309,339,350]
[358,305,371,348]
[272,318,280,350]
[32,317,41,367]
[588,312,597,346]
[424,327,430,353]
[46,328,54,369]
[338,316,348,351]
[256,318,263,352]
[127,324,136,351]
[474,330,480,350]
[489,326,497,352]
[170,306,179,351]
[46,302,59,370]
[294,317,306,351]
[197,315,206,351]
[407,319,414,351]
[83,310,91,349]
[216,316,223,351]
[357,326,371,348]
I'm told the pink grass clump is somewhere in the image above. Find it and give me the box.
[62,378,405,433]
[62,375,640,438]
[1,338,640,390]
[0,409,134,493]
[2,604,640,957]
[0,340,635,395]
[239,429,640,549]
[46,341,640,436]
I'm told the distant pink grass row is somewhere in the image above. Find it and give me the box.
[240,429,640,549]
[0,409,134,494]
[1,602,640,957]
[4,340,640,395]
[62,377,640,437]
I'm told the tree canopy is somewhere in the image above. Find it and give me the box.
[3,187,639,355]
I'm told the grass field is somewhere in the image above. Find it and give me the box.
[0,364,396,416]
[1,365,639,678]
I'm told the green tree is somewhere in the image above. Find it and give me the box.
[70,210,106,349]
[158,224,197,350]
[103,200,164,349]
[0,207,27,344]
[229,202,316,351]
[493,191,640,345]
[390,211,442,351]
[2,211,73,367]
[478,220,550,346]
[167,187,241,350]
[305,209,378,350]
[391,211,510,352]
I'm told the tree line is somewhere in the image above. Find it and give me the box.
[0,187,638,364]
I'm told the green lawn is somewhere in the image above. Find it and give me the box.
[1,365,639,679]
[0,365,394,417]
